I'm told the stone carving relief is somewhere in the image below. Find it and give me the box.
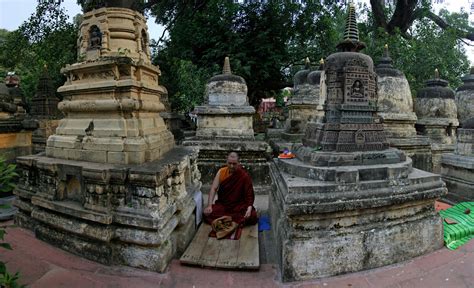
[89,25,102,50]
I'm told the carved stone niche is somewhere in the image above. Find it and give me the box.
[78,7,151,63]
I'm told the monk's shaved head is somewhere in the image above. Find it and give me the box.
[226,152,239,173]
[227,152,239,161]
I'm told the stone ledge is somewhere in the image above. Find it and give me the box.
[441,153,474,169]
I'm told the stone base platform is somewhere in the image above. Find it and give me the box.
[441,153,474,203]
[13,147,201,272]
[432,143,455,173]
[269,158,446,282]
[387,136,432,171]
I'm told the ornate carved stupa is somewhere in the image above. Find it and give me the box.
[27,66,62,153]
[375,45,432,170]
[415,69,459,172]
[441,117,474,203]
[14,1,201,272]
[456,67,474,125]
[269,2,446,281]
[184,57,271,193]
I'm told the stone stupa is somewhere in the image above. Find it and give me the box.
[184,57,271,193]
[456,67,474,125]
[269,2,447,281]
[415,69,459,173]
[375,44,432,170]
[27,66,62,153]
[269,58,326,152]
[14,1,201,272]
[441,117,474,203]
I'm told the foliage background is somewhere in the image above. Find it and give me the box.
[0,0,471,113]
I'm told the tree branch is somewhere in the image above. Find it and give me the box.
[370,0,388,30]
[422,10,474,41]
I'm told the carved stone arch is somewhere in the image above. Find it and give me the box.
[141,29,148,54]
[89,25,102,50]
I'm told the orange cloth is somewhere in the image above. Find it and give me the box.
[218,167,231,183]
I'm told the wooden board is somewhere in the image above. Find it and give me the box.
[179,223,259,270]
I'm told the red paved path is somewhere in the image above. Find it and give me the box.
[1,222,474,288]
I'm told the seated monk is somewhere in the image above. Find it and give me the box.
[203,152,258,227]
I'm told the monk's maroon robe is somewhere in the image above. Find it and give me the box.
[204,166,258,225]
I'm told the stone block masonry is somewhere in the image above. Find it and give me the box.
[14,147,201,272]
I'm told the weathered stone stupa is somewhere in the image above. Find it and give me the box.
[281,58,325,141]
[0,73,32,161]
[269,58,326,152]
[270,3,447,281]
[415,69,459,173]
[184,57,271,192]
[441,117,474,203]
[375,45,432,171]
[14,1,201,272]
[456,67,474,125]
[27,66,62,153]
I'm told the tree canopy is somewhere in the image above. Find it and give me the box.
[0,1,78,101]
[148,0,472,111]
[0,0,471,112]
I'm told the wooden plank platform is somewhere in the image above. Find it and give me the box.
[180,223,259,270]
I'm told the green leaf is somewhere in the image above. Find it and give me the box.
[0,243,12,250]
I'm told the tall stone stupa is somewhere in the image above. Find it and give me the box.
[269,2,447,282]
[14,1,201,272]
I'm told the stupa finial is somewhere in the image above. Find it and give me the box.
[434,68,440,79]
[223,57,232,75]
[336,1,366,52]
[304,57,311,69]
[383,44,389,57]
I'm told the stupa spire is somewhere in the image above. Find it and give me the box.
[343,1,359,41]
[304,57,311,69]
[223,56,232,75]
[336,1,366,52]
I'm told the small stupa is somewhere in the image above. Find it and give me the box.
[415,69,459,172]
[441,117,474,203]
[375,44,432,170]
[456,67,474,125]
[184,57,271,193]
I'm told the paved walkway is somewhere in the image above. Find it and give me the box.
[1,219,474,288]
